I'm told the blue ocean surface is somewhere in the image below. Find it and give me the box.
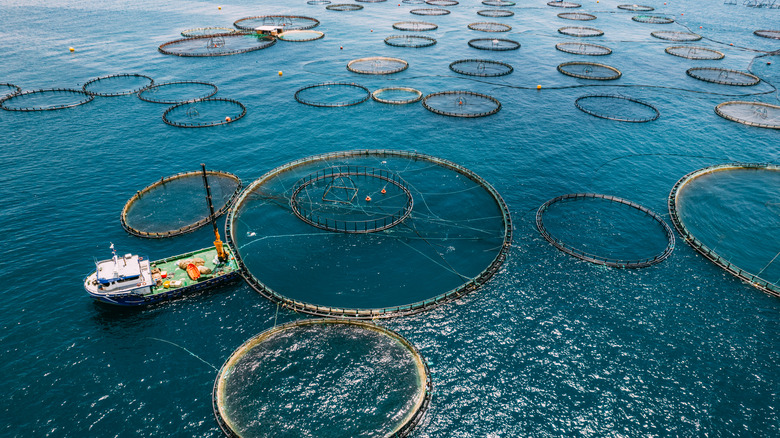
[1,0,778,436]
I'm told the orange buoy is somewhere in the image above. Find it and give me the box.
[365,196,372,202]
[381,188,386,194]
[225,116,232,122]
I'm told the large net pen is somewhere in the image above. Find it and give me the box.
[558,26,604,37]
[575,94,659,122]
[714,101,780,129]
[158,33,276,57]
[555,42,612,56]
[632,15,674,24]
[547,1,582,8]
[665,46,724,60]
[294,82,371,107]
[686,68,760,86]
[0,89,93,111]
[162,98,247,128]
[651,30,702,41]
[422,91,502,117]
[82,74,154,97]
[385,35,437,48]
[137,81,218,104]
[557,62,622,80]
[478,10,514,17]
[468,38,520,51]
[372,87,423,104]
[347,57,409,74]
[468,22,512,32]
[233,15,320,31]
[754,30,780,40]
[393,21,438,31]
[557,12,596,20]
[181,27,238,37]
[449,59,513,77]
[410,8,451,15]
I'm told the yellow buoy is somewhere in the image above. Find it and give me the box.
[69,47,75,52]
[278,71,283,76]
[536,85,542,90]
[218,6,222,10]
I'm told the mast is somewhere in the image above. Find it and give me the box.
[202,164,227,262]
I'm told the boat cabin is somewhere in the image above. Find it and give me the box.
[254,25,285,36]
[95,254,151,291]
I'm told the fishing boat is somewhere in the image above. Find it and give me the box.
[84,165,242,306]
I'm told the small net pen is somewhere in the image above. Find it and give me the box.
[294,82,371,107]
[536,193,675,268]
[478,10,514,17]
[233,15,320,31]
[468,22,512,32]
[181,27,238,37]
[372,87,423,104]
[213,319,432,437]
[277,30,325,42]
[714,101,780,129]
[754,30,780,40]
[547,1,582,8]
[357,0,388,2]
[686,68,760,86]
[426,0,458,5]
[393,21,438,31]
[410,8,451,15]
[557,12,596,20]
[137,81,218,104]
[0,89,93,111]
[449,59,513,77]
[468,38,520,51]
[347,57,409,74]
[0,83,21,101]
[668,163,780,298]
[326,4,364,10]
[422,91,501,117]
[121,169,242,238]
[385,35,437,48]
[82,74,154,97]
[482,0,515,5]
[556,42,612,56]
[632,15,674,24]
[574,94,659,122]
[665,46,724,60]
[403,0,426,3]
[162,98,247,128]
[651,30,702,41]
[557,61,622,80]
[558,26,604,37]
[307,0,331,4]
[617,4,654,11]
[159,33,275,57]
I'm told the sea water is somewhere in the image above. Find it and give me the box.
[1,0,778,436]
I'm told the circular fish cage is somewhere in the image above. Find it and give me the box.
[233,15,320,31]
[536,193,674,268]
[410,8,451,15]
[137,81,218,104]
[307,0,331,4]
[557,62,622,80]
[294,82,371,107]
[162,98,247,128]
[82,74,154,97]
[632,15,674,24]
[555,42,612,56]
[714,101,780,129]
[482,0,515,5]
[158,33,276,57]
[121,169,243,238]
[0,83,21,100]
[557,12,596,20]
[393,21,438,31]
[181,27,238,37]
[384,35,438,48]
[574,94,659,122]
[547,1,581,8]
[449,59,513,77]
[686,67,760,86]
[277,30,325,42]
[226,150,512,318]
[347,57,409,74]
[617,4,654,11]
[665,46,724,60]
[326,3,364,10]
[213,319,432,438]
[372,87,423,104]
[468,38,520,51]
[754,30,780,40]
[0,89,93,111]
[668,163,780,297]
[468,22,512,32]
[357,0,388,2]
[403,0,426,3]
[651,30,702,41]
[477,10,514,17]
[426,0,458,5]
[558,26,604,37]
[422,91,501,117]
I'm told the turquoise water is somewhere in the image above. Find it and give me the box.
[1,0,779,436]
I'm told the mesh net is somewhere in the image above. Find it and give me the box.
[482,0,515,5]
[403,0,426,3]
[326,3,364,10]
[449,59,513,77]
[410,8,451,15]
[478,9,514,17]
[686,68,760,86]
[347,57,409,74]
[617,4,654,11]
[277,30,325,42]
[393,21,438,31]
[558,26,604,37]
[574,94,660,122]
[555,42,612,56]
[294,82,371,107]
[557,12,596,20]
[557,62,622,80]
[0,89,93,111]
[307,0,331,4]
[426,0,458,5]
[233,15,320,31]
[82,74,154,97]
[372,87,423,104]
[547,1,582,8]
[137,81,218,104]
[0,83,21,101]
[423,91,501,117]
[121,170,242,238]
[651,30,702,41]
[665,46,724,60]
[384,35,437,47]
[468,22,512,32]
[632,15,674,24]
[162,98,247,128]
[468,38,520,51]
[714,101,780,129]
[754,30,780,40]
[180,27,237,37]
[158,33,275,57]
[356,0,388,2]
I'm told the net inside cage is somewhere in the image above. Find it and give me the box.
[393,21,438,31]
[557,12,596,20]
[754,30,780,40]
[137,81,218,104]
[468,38,520,50]
[277,30,325,42]
[0,89,93,111]
[347,57,409,74]
[547,1,582,8]
[159,34,275,57]
[423,91,502,117]
[477,10,514,17]
[558,26,604,37]
[665,46,724,60]
[617,4,654,11]
[410,8,451,15]
[449,59,514,77]
[575,95,660,122]
[384,35,437,48]
[686,68,760,86]
[181,27,238,37]
[651,30,702,41]
[295,82,371,107]
[326,3,364,10]
[468,22,512,32]
[234,15,320,31]
[715,102,780,129]
[162,98,247,128]
[632,15,674,24]
[555,42,612,56]
[82,74,154,96]
[372,87,423,104]
[558,62,622,80]
[482,0,515,5]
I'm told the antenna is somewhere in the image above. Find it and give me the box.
[202,164,227,262]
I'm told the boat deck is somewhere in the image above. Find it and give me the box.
[148,246,239,296]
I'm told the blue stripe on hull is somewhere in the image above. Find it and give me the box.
[89,272,241,306]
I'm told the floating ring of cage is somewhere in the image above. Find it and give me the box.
[137,81,218,104]
[294,82,371,107]
[555,42,612,56]
[558,12,596,20]
[307,0,331,4]
[468,38,520,51]
[410,8,451,15]
[82,73,154,97]
[686,67,760,86]
[558,26,604,37]
[574,94,659,122]
[326,3,364,10]
[403,0,426,3]
[547,1,582,8]
[617,4,654,11]
[651,30,702,41]
[356,0,388,2]
[162,98,247,128]
[213,319,432,437]
[372,87,423,104]
[384,35,438,48]
[0,89,94,111]
[665,45,724,60]
[277,30,325,42]
[0,83,21,101]
[233,15,320,31]
[426,0,458,5]
[477,10,514,17]
[158,33,276,57]
[667,163,780,298]
[422,91,501,117]
[347,57,409,74]
[714,101,780,129]
[482,0,515,5]
[121,169,242,238]
[227,149,512,317]
[468,22,512,32]
[290,166,414,233]
[449,59,513,77]
[393,21,438,31]
[180,27,238,37]
[754,30,780,40]
[557,61,622,80]
[632,15,674,24]
[536,193,674,268]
